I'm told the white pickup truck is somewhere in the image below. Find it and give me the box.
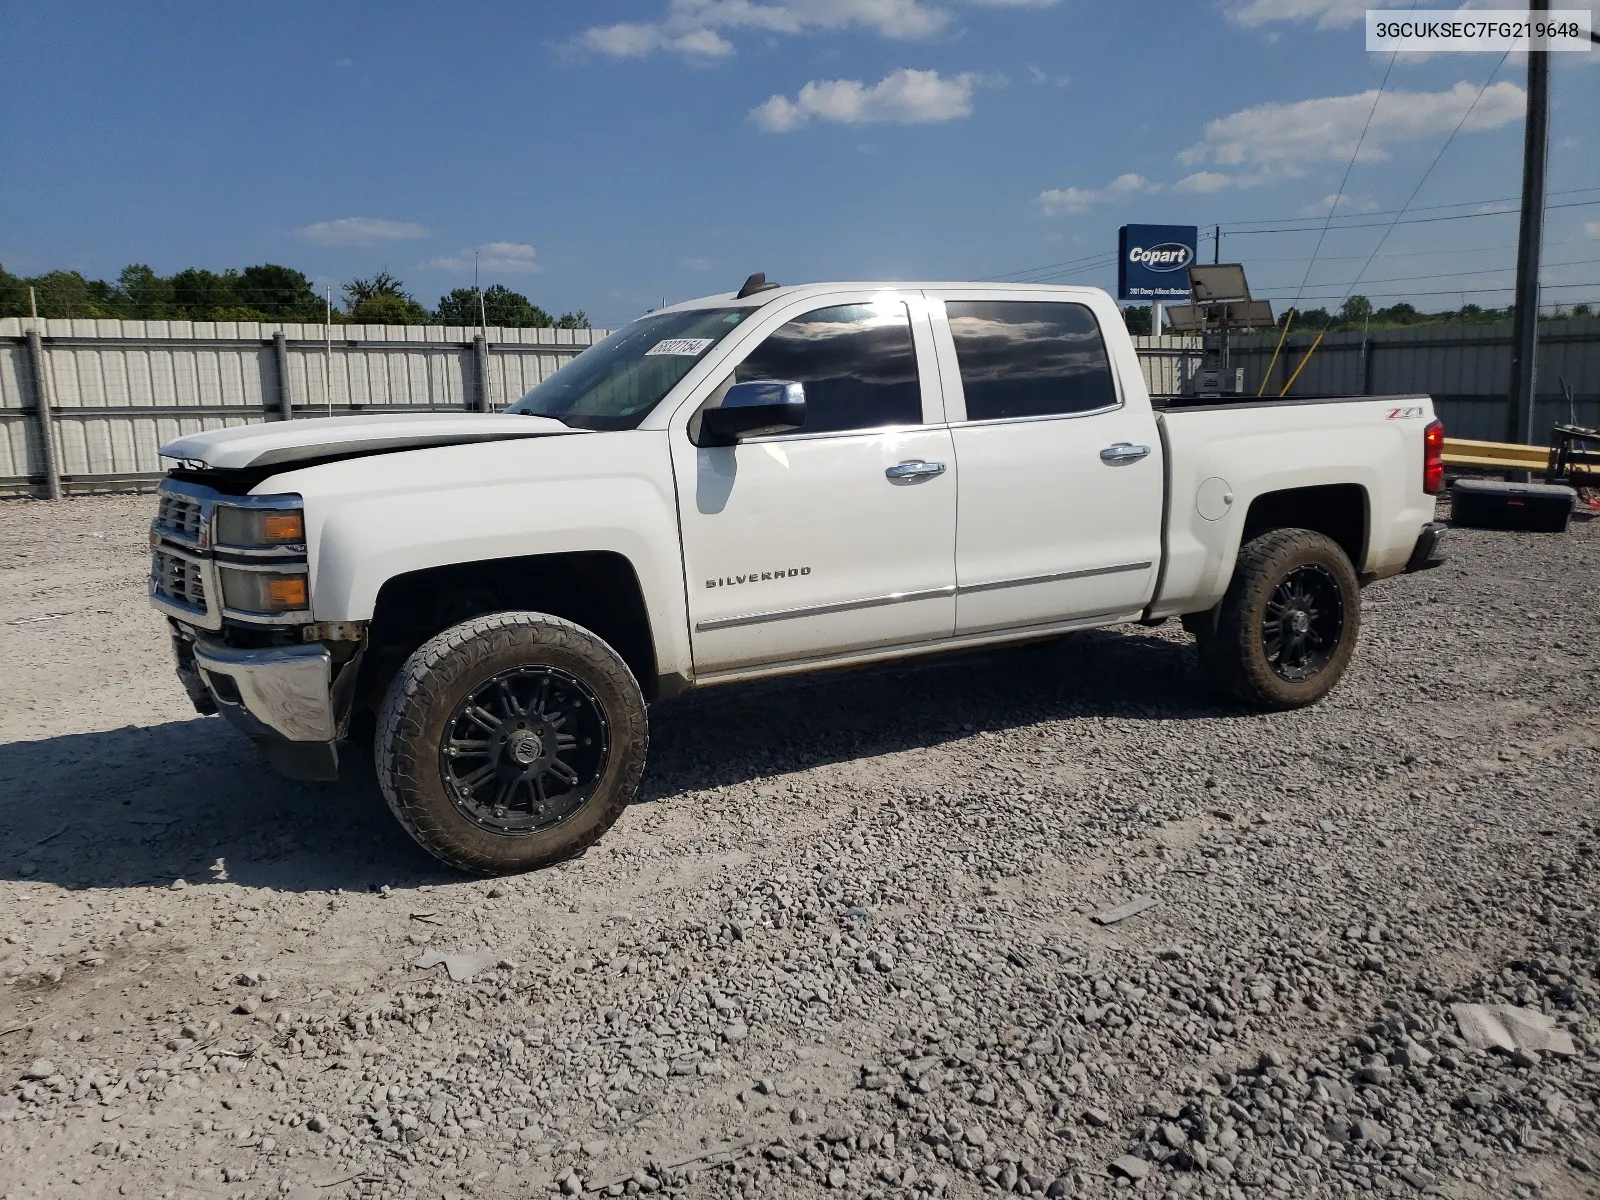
[149,277,1446,874]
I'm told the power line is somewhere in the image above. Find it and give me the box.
[1305,52,1516,329]
[982,186,1600,288]
[1259,257,1600,290]
[979,250,1116,283]
[1246,237,1588,264]
[1225,198,1598,236]
[1216,186,1599,232]
[1285,35,1402,318]
[1253,280,1598,302]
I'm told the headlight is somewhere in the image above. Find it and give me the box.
[219,567,310,615]
[214,500,304,550]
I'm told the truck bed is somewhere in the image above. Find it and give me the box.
[1148,393,1439,619]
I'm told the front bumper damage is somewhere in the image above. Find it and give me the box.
[172,631,359,781]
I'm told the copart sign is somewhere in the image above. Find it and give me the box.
[1118,224,1199,301]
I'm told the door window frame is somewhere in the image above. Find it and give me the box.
[659,289,949,442]
[925,289,1132,427]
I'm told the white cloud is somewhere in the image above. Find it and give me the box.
[1027,64,1070,87]
[429,242,540,274]
[577,22,734,59]
[1178,81,1525,179]
[1226,0,1398,28]
[682,256,713,270]
[1035,173,1155,215]
[295,217,429,245]
[751,68,977,132]
[1297,192,1378,217]
[572,0,1054,60]
[1587,221,1600,239]
[1172,170,1253,194]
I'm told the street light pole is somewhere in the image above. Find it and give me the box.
[1508,0,1550,447]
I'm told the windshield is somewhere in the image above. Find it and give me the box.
[508,307,750,430]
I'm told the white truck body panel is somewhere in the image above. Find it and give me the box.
[255,431,697,685]
[1153,397,1437,618]
[152,280,1441,708]
[161,411,577,470]
[922,287,1165,635]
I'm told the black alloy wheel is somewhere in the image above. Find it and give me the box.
[1191,528,1361,711]
[1261,563,1343,682]
[439,666,610,834]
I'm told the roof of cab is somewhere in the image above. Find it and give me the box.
[652,280,1107,315]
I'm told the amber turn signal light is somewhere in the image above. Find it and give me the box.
[266,577,308,608]
[262,512,305,542]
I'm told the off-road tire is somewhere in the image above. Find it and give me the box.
[375,612,647,875]
[1193,528,1360,710]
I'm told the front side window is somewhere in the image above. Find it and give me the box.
[946,301,1117,421]
[732,302,921,436]
[509,307,748,430]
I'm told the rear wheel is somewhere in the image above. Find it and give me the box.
[1193,528,1360,710]
[375,612,647,874]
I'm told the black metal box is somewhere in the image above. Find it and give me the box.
[1451,478,1575,533]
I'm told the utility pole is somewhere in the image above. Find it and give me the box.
[1508,0,1550,447]
[1213,225,1221,265]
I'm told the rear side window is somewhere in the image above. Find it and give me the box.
[733,302,921,435]
[946,301,1117,421]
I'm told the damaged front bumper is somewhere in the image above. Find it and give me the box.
[172,630,357,781]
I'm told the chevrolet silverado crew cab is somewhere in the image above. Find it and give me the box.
[148,277,1447,874]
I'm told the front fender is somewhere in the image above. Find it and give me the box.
[257,433,693,683]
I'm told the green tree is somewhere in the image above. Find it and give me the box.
[117,264,173,318]
[1121,305,1152,335]
[0,264,30,317]
[1371,302,1421,327]
[555,310,590,330]
[169,268,238,315]
[27,270,101,318]
[343,271,428,323]
[1338,295,1372,327]
[236,264,320,319]
[434,284,554,328]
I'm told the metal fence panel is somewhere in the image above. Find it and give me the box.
[0,316,1594,496]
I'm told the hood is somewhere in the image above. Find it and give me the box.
[159,412,584,471]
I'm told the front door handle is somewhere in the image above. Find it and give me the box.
[886,460,947,481]
[1099,443,1151,464]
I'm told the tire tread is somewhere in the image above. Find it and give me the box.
[1196,528,1360,711]
[375,612,647,875]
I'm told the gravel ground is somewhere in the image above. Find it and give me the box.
[0,493,1596,1200]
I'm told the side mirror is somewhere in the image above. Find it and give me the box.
[699,381,806,445]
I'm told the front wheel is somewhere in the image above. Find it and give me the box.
[375,612,648,874]
[1193,528,1360,710]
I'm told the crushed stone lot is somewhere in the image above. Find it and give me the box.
[0,493,1597,1200]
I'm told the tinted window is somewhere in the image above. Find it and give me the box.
[733,303,921,435]
[946,301,1117,421]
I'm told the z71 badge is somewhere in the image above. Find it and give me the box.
[1386,406,1424,420]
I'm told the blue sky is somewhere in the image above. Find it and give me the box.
[1,0,1596,328]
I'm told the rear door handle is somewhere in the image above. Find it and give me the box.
[1100,443,1151,464]
[886,460,947,481]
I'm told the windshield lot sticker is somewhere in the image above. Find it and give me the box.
[645,338,714,357]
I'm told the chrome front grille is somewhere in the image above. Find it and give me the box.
[155,491,207,547]
[151,547,210,616]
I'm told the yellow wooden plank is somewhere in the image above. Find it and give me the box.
[1441,437,1548,469]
